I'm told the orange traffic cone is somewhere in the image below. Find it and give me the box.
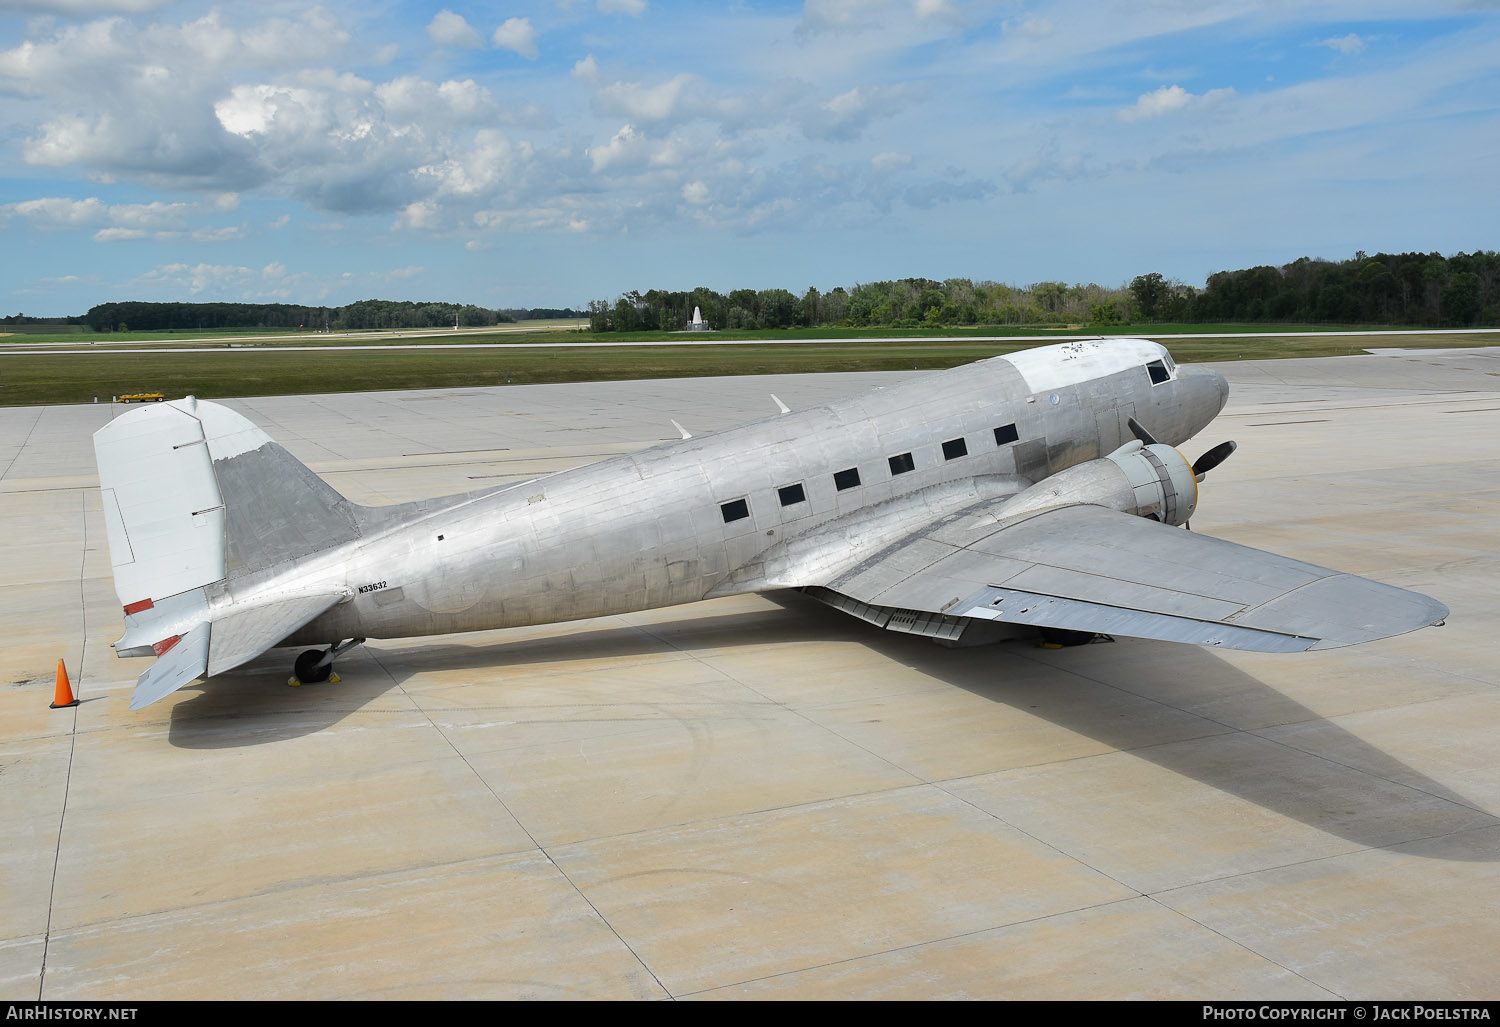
[50,659,78,709]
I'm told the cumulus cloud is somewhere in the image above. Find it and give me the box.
[0,9,357,190]
[1319,33,1367,55]
[799,0,891,33]
[209,69,544,215]
[597,0,647,15]
[903,170,995,208]
[803,82,926,140]
[93,227,149,241]
[913,0,954,17]
[576,58,803,136]
[2,0,173,13]
[427,10,482,49]
[136,262,259,294]
[797,0,957,35]
[4,194,242,240]
[572,54,600,83]
[587,123,644,172]
[1121,83,1191,120]
[1118,83,1235,122]
[592,72,698,122]
[492,17,538,59]
[4,196,108,226]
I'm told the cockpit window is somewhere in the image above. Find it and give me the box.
[1146,359,1172,385]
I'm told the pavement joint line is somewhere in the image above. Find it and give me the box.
[37,489,88,1000]
[1007,646,1489,800]
[0,406,44,482]
[362,644,675,1000]
[623,615,1178,918]
[673,891,1156,998]
[628,616,936,784]
[1006,647,1500,864]
[1146,819,1500,905]
[35,849,560,938]
[1137,891,1337,999]
[1240,714,1500,822]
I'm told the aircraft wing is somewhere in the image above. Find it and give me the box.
[809,503,1448,652]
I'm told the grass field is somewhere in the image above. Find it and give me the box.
[1,329,1496,407]
[0,320,1477,349]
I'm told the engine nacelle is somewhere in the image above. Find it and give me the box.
[998,440,1198,526]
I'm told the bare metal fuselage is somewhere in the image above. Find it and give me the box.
[273,347,1226,648]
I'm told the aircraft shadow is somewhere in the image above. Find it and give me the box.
[164,593,1497,861]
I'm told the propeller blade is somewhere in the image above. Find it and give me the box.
[1193,440,1237,478]
[1127,416,1159,446]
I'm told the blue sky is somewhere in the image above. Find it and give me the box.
[2,1,1497,316]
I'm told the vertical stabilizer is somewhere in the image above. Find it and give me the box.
[95,398,363,708]
[95,398,228,608]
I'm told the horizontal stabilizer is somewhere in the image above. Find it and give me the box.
[130,625,210,711]
[127,590,348,710]
[207,591,347,677]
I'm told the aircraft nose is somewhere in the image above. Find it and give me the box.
[1180,365,1229,416]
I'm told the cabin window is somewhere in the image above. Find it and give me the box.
[834,467,861,491]
[1146,359,1171,385]
[778,482,807,506]
[942,437,968,461]
[720,498,750,523]
[994,423,1019,445]
[888,452,915,475]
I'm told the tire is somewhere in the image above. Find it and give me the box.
[294,649,332,683]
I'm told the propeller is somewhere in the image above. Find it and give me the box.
[1131,416,1236,479]
[1192,440,1237,479]
[1126,416,1158,447]
[1129,415,1237,530]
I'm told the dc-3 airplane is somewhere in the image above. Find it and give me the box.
[95,338,1448,711]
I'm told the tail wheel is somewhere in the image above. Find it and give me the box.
[294,649,332,683]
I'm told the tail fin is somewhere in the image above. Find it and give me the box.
[94,398,360,708]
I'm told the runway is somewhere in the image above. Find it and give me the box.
[2,348,1497,1000]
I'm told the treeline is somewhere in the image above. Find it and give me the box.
[2,313,84,325]
[80,301,583,333]
[588,250,1499,331]
[586,281,1129,332]
[1187,250,1496,325]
